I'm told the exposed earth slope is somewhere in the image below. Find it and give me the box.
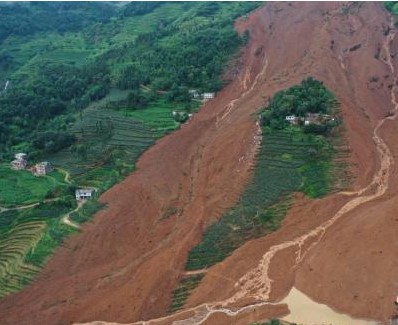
[1,2,398,325]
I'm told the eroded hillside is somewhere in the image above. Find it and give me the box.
[1,2,398,325]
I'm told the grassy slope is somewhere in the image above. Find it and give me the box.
[0,165,67,207]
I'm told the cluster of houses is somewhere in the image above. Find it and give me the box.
[10,153,53,176]
[11,152,95,202]
[285,113,335,126]
[189,90,215,102]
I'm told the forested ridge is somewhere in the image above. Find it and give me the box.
[0,2,260,159]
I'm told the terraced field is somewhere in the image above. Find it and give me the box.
[0,221,46,297]
[49,103,156,187]
[185,127,337,271]
[47,89,196,190]
[121,98,195,136]
[0,197,76,298]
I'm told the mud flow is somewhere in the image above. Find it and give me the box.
[1,2,398,325]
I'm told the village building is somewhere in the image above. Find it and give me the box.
[10,153,28,170]
[304,113,321,125]
[286,113,335,126]
[75,189,94,201]
[203,92,215,100]
[189,89,200,99]
[189,90,215,101]
[32,161,53,176]
[285,115,301,125]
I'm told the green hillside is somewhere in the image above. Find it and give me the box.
[0,2,262,298]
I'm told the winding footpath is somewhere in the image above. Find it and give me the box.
[1,167,85,230]
[61,201,82,229]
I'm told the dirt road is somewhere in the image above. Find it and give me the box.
[1,2,397,325]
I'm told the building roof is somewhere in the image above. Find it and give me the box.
[76,189,94,196]
[36,161,51,167]
[15,153,27,159]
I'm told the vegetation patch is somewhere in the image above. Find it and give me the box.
[169,274,204,314]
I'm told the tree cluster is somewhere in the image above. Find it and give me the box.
[260,77,339,133]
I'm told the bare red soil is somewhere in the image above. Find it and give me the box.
[1,2,398,325]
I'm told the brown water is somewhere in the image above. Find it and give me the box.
[281,287,379,325]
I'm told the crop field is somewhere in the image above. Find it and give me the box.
[48,102,157,186]
[0,164,66,207]
[120,98,194,136]
[48,90,194,189]
[186,127,339,271]
[0,221,46,297]
[0,198,76,297]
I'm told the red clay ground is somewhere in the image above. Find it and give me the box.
[1,2,397,325]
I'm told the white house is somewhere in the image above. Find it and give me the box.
[203,92,215,100]
[189,90,215,101]
[285,115,301,124]
[15,153,27,161]
[75,189,94,201]
[189,89,200,99]
[10,153,28,170]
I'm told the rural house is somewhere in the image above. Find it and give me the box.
[32,161,53,176]
[285,115,301,125]
[286,113,335,126]
[189,89,200,99]
[10,153,28,170]
[203,92,215,100]
[304,113,335,125]
[75,189,95,201]
[189,90,215,101]
[304,113,321,125]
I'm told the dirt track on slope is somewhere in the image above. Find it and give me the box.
[1,2,398,325]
